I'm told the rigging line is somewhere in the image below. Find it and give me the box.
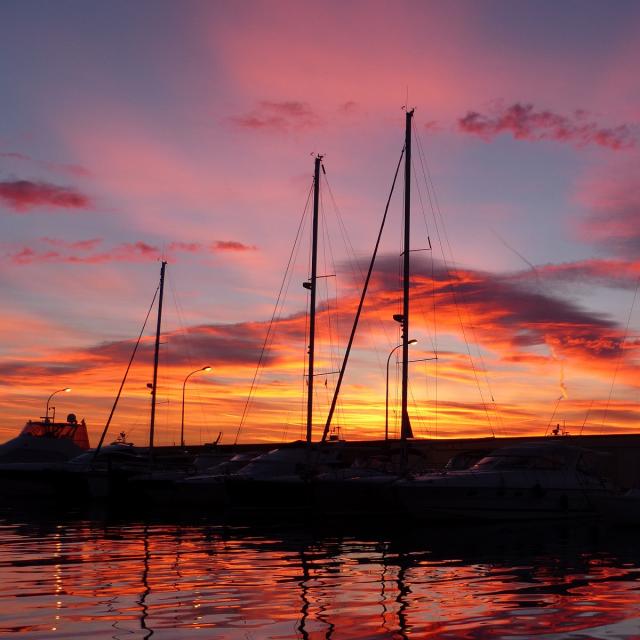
[321,171,393,435]
[323,172,393,386]
[170,277,217,441]
[319,187,342,406]
[424,359,434,438]
[167,275,204,441]
[298,289,310,442]
[282,196,313,443]
[545,396,563,436]
[169,280,209,434]
[409,146,439,359]
[92,285,160,460]
[579,400,594,436]
[408,128,439,435]
[322,174,361,417]
[411,130,439,349]
[601,275,640,430]
[431,237,438,438]
[413,122,496,436]
[418,133,500,436]
[406,366,428,438]
[322,174,361,348]
[321,146,405,442]
[168,275,197,372]
[234,181,314,445]
[319,191,334,379]
[412,398,429,439]
[322,173,364,280]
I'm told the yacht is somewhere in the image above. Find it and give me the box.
[0,414,90,499]
[396,442,613,521]
[0,413,89,463]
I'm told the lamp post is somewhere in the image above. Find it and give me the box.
[45,388,71,424]
[385,340,417,440]
[180,366,212,447]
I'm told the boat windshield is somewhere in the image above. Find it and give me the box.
[22,421,77,440]
[472,452,568,471]
[20,419,90,449]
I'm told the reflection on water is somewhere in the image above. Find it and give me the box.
[0,506,639,639]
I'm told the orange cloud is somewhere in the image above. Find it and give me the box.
[3,252,640,444]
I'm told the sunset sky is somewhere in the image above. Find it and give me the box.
[1,0,639,446]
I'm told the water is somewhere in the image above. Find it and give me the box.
[1,506,640,639]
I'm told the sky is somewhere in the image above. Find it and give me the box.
[1,0,639,446]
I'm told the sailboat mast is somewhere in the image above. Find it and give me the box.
[306,155,322,444]
[401,110,414,441]
[149,260,167,460]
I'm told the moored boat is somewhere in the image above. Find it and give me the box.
[0,413,89,463]
[396,442,613,521]
[0,413,90,499]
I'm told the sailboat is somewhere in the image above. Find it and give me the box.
[81,261,189,501]
[225,155,346,513]
[312,109,423,518]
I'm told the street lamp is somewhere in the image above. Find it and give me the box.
[181,366,212,447]
[45,388,71,424]
[385,340,417,440]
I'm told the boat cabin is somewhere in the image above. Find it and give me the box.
[20,413,90,450]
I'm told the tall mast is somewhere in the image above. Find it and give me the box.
[149,260,167,463]
[305,155,322,444]
[401,110,414,441]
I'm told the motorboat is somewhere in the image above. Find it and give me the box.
[68,441,150,500]
[164,454,258,509]
[226,442,346,512]
[0,414,90,499]
[396,442,613,521]
[127,452,257,509]
[0,413,89,463]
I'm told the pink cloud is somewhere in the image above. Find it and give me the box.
[7,239,159,265]
[0,179,91,212]
[527,258,640,289]
[42,237,103,251]
[458,103,636,150]
[423,120,442,132]
[230,100,321,132]
[340,101,358,114]
[213,240,257,252]
[573,161,640,255]
[168,241,203,253]
[5,237,259,264]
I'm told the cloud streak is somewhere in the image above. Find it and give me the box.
[5,237,259,264]
[575,164,640,256]
[0,179,91,212]
[230,100,321,132]
[0,151,89,177]
[213,240,257,252]
[458,103,637,150]
[365,255,633,369]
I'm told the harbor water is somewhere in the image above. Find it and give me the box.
[0,505,639,639]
